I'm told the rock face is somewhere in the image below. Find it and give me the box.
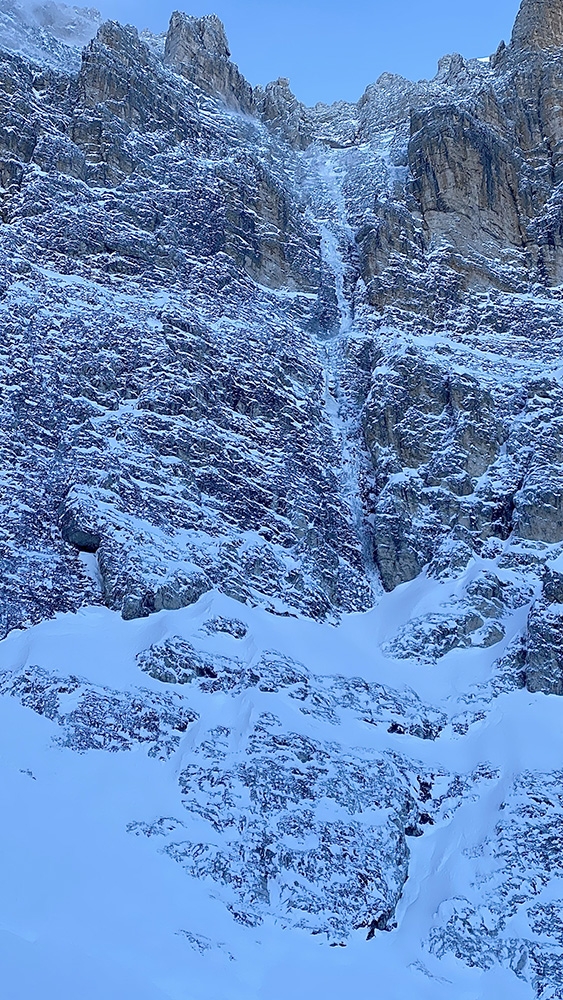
[164,11,253,112]
[0,0,563,671]
[511,0,563,49]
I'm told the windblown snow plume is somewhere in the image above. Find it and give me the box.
[0,0,100,68]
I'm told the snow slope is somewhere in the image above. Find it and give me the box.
[0,577,561,999]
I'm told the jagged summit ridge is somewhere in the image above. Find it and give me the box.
[511,0,563,49]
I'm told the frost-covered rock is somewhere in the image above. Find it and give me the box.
[166,717,418,942]
[0,665,197,755]
[429,771,563,997]
[138,636,447,736]
[525,599,563,694]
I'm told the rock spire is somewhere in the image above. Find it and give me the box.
[163,11,253,112]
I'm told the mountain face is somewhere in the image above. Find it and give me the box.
[512,0,563,49]
[2,3,563,998]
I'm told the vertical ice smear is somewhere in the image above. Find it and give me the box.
[316,152,354,335]
[307,146,382,597]
[320,221,353,334]
[318,326,382,600]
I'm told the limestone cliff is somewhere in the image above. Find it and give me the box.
[512,0,563,49]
